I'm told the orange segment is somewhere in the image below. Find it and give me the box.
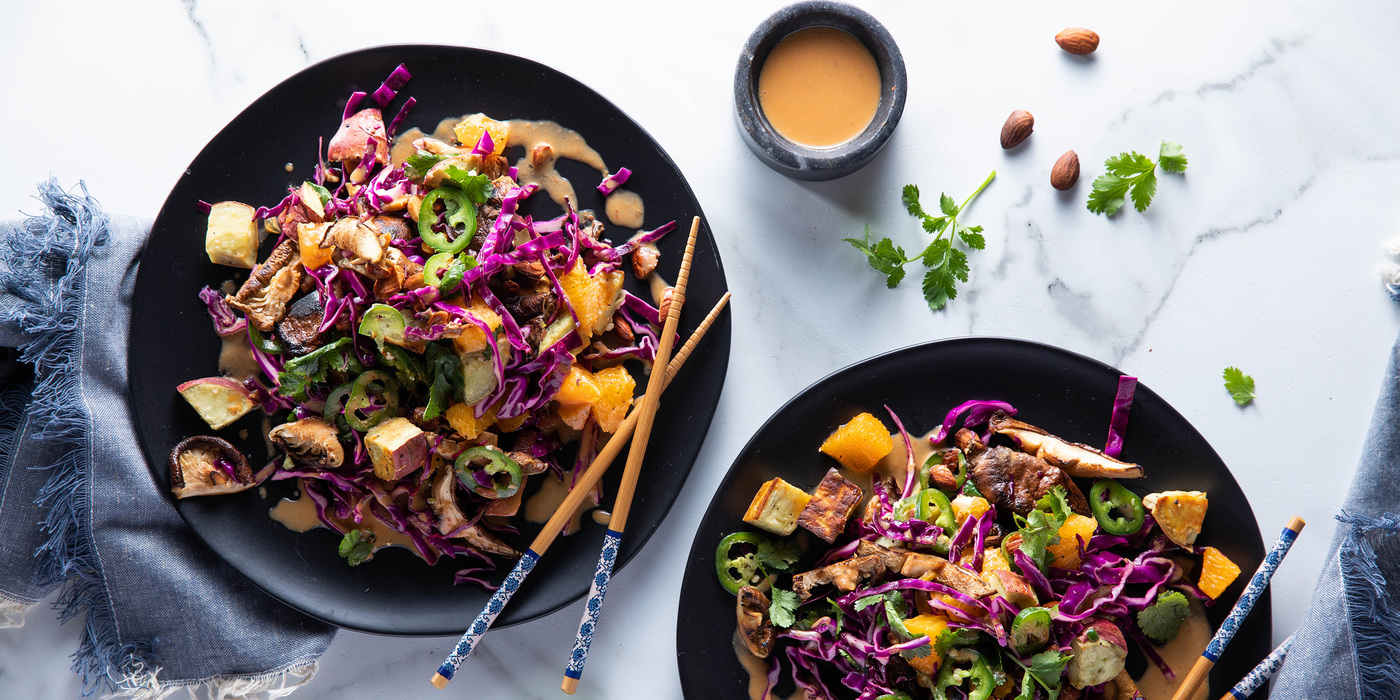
[818,412,894,473]
[495,412,529,433]
[902,614,948,670]
[444,402,496,441]
[980,547,1012,577]
[591,365,635,433]
[554,366,601,406]
[297,224,333,270]
[450,295,503,355]
[1199,546,1242,599]
[453,114,509,155]
[556,402,591,431]
[952,495,990,525]
[558,260,624,341]
[1047,514,1098,570]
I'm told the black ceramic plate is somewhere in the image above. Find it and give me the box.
[129,45,730,635]
[677,338,1268,699]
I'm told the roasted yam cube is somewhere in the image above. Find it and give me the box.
[177,377,256,430]
[987,570,1038,608]
[366,417,428,480]
[205,201,260,269]
[1144,491,1208,548]
[1067,620,1128,689]
[818,412,894,472]
[797,468,864,543]
[743,478,812,536]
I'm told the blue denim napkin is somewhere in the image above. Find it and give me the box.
[1268,339,1400,699]
[0,181,334,697]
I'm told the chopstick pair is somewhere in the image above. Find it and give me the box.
[431,218,715,690]
[559,217,699,693]
[1171,516,1306,700]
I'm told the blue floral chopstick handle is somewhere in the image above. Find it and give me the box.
[564,529,623,683]
[433,549,539,685]
[1204,521,1301,662]
[1227,634,1293,699]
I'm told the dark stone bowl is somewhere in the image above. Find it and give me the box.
[734,1,907,181]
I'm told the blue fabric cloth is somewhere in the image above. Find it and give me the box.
[0,181,334,697]
[1269,338,1400,699]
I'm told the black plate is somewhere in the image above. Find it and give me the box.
[677,338,1268,698]
[129,45,730,635]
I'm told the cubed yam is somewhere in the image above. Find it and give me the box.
[1144,491,1208,548]
[177,377,256,430]
[1048,513,1098,569]
[1198,546,1241,600]
[590,366,634,433]
[444,403,495,441]
[818,412,894,472]
[1067,620,1128,689]
[743,478,812,536]
[797,468,863,543]
[365,417,427,480]
[297,223,333,271]
[485,482,525,517]
[205,201,259,269]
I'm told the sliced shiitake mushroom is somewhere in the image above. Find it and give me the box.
[169,436,255,499]
[268,418,345,469]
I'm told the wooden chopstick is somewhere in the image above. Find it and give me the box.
[559,217,700,694]
[1172,517,1305,700]
[1218,633,1293,700]
[430,221,722,690]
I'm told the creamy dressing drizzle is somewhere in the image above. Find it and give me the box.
[605,190,644,228]
[1137,599,1211,699]
[524,472,596,536]
[268,487,418,555]
[649,271,672,309]
[218,330,259,382]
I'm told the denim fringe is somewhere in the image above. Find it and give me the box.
[0,179,156,695]
[1337,511,1400,700]
[0,376,33,629]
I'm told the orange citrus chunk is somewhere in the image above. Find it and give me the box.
[444,402,496,441]
[818,412,894,473]
[952,494,991,525]
[297,224,333,271]
[495,412,529,433]
[554,366,601,406]
[1199,546,1242,599]
[558,260,624,341]
[1048,514,1098,570]
[980,547,1012,577]
[591,365,635,433]
[450,295,503,355]
[453,113,509,155]
[556,402,591,431]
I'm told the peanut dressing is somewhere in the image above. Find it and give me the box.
[758,27,881,147]
[268,487,419,554]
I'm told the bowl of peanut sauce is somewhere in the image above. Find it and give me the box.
[734,1,906,181]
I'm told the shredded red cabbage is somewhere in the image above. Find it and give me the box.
[370,64,411,107]
[930,399,1018,444]
[596,167,631,196]
[1105,375,1137,458]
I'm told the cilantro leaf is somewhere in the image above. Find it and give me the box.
[1088,143,1187,216]
[1223,367,1256,406]
[278,338,362,403]
[853,591,885,612]
[1015,487,1072,571]
[403,151,446,181]
[338,529,376,566]
[1014,649,1072,700]
[756,538,801,573]
[1137,590,1191,645]
[442,166,492,203]
[853,172,995,313]
[1159,141,1189,173]
[902,184,924,218]
[769,588,800,628]
[933,627,980,657]
[883,591,913,639]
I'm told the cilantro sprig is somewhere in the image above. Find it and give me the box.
[338,529,376,566]
[1013,649,1072,700]
[1087,141,1188,216]
[1223,367,1256,406]
[1014,487,1072,572]
[845,171,996,311]
[768,588,800,628]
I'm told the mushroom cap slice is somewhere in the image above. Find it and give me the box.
[989,411,1144,479]
[169,436,255,499]
[226,239,304,333]
[736,586,775,658]
[268,418,345,469]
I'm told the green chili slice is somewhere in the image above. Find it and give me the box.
[248,325,283,354]
[714,531,769,596]
[454,446,523,499]
[1009,607,1053,654]
[1089,479,1146,535]
[918,488,958,533]
[933,649,994,700]
[344,370,400,432]
[417,188,476,254]
[323,381,354,432]
[421,252,456,287]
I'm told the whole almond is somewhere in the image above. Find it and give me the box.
[1056,27,1100,55]
[1051,150,1080,190]
[1000,110,1034,149]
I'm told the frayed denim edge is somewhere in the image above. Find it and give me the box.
[0,179,155,696]
[1336,511,1400,700]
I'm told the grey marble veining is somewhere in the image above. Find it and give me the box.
[3,0,1400,697]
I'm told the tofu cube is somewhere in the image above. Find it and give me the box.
[205,201,260,269]
[743,478,812,535]
[365,417,428,480]
[797,468,863,543]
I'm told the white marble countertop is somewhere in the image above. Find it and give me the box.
[4,0,1400,697]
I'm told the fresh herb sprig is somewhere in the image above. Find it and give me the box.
[845,171,996,311]
[1087,141,1188,216]
[1223,367,1256,406]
